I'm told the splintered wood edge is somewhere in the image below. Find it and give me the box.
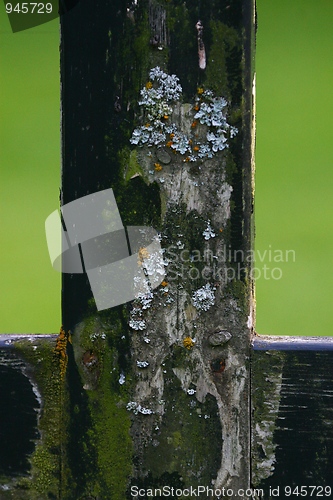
[252,335,333,350]
[0,334,57,347]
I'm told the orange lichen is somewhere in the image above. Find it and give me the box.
[166,141,173,148]
[193,104,200,111]
[145,123,151,128]
[161,280,168,287]
[54,325,70,380]
[191,121,197,128]
[163,115,169,120]
[183,336,195,350]
[169,133,175,139]
[154,163,163,171]
[138,247,149,266]
[193,145,200,151]
[184,157,190,162]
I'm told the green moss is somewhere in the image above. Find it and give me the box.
[224,279,249,316]
[205,21,228,97]
[116,176,162,228]
[67,313,133,499]
[86,351,133,499]
[13,337,68,499]
[143,349,222,487]
[120,147,145,183]
[205,21,240,102]
[166,2,198,98]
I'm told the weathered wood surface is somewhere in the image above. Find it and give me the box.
[0,335,64,499]
[252,347,333,497]
[253,335,333,351]
[60,0,255,498]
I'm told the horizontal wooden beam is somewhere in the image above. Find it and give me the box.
[253,335,333,351]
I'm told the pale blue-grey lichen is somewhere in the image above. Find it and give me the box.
[192,283,216,311]
[202,221,216,240]
[126,401,153,415]
[130,67,237,161]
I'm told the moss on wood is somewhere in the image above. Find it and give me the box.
[10,337,68,499]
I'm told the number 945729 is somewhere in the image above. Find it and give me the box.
[5,3,53,14]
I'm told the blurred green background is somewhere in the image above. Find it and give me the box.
[0,7,60,333]
[255,0,333,336]
[0,1,332,335]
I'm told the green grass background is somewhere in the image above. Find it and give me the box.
[0,7,60,333]
[255,0,333,336]
[0,1,332,335]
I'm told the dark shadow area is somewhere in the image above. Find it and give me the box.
[260,350,333,492]
[0,358,39,476]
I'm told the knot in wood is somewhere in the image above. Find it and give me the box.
[156,148,171,164]
[208,329,232,346]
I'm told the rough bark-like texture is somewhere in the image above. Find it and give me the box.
[0,335,67,499]
[61,1,255,498]
[251,349,285,486]
[252,346,333,498]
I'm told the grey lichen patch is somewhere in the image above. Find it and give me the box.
[251,350,285,485]
[130,67,237,162]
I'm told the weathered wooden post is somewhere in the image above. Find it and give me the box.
[60,0,255,498]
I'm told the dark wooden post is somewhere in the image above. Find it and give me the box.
[59,0,255,498]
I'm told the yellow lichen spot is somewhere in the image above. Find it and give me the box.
[154,163,163,171]
[145,123,151,128]
[161,280,168,287]
[145,81,153,89]
[188,139,193,145]
[163,115,169,120]
[197,87,204,95]
[138,247,149,266]
[166,140,173,148]
[183,336,195,350]
[193,145,200,151]
[184,157,190,162]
